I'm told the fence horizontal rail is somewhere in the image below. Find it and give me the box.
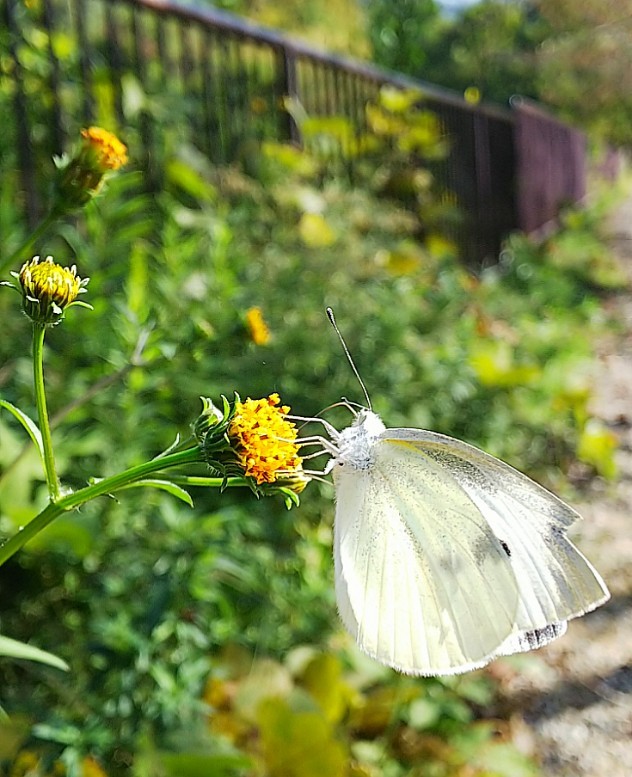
[2,0,589,263]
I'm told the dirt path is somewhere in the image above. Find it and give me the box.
[496,193,632,776]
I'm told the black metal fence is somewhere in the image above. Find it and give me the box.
[2,0,592,262]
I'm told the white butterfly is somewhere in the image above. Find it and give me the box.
[319,407,610,676]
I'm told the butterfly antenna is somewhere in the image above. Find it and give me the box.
[326,307,372,410]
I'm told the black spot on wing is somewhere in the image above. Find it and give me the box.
[500,540,511,557]
[516,622,567,650]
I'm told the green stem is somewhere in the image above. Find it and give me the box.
[0,502,63,567]
[33,323,59,501]
[0,446,243,567]
[58,447,204,510]
[0,209,59,274]
[167,474,251,488]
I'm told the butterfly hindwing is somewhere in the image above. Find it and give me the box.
[333,438,524,675]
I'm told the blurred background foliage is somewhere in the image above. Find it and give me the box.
[364,0,632,146]
[209,0,632,146]
[0,1,628,775]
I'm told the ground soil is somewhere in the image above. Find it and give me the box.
[493,193,632,776]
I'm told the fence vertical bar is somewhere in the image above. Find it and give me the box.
[199,28,213,159]
[276,46,299,144]
[42,0,64,154]
[72,0,93,123]
[131,3,158,190]
[105,1,125,128]
[472,112,493,261]
[5,0,39,226]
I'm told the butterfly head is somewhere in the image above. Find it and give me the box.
[331,409,386,472]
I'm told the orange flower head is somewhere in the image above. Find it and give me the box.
[228,394,302,485]
[54,126,127,211]
[81,126,128,171]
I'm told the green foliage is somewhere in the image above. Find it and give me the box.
[367,0,548,105]
[365,0,632,144]
[200,648,538,777]
[366,0,444,76]
[534,0,632,145]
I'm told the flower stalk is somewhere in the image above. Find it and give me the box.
[32,322,60,501]
[0,446,201,567]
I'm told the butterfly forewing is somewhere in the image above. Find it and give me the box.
[383,428,610,629]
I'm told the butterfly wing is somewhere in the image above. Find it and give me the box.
[334,439,526,675]
[383,429,610,663]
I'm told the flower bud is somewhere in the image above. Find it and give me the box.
[14,255,89,325]
[193,396,228,441]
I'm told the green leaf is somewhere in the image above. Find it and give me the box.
[166,159,217,202]
[159,752,252,777]
[299,654,349,724]
[407,697,441,730]
[0,400,45,471]
[155,434,182,459]
[471,741,539,777]
[577,419,618,479]
[0,715,31,759]
[258,697,347,777]
[0,635,69,671]
[115,479,194,506]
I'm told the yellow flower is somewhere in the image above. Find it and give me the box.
[250,96,268,115]
[80,126,128,172]
[15,255,90,325]
[10,751,39,777]
[228,394,302,485]
[81,757,108,777]
[245,306,270,345]
[298,213,336,248]
[54,127,127,211]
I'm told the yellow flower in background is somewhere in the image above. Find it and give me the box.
[10,751,39,777]
[299,213,336,248]
[375,244,424,276]
[250,96,268,115]
[469,340,540,388]
[426,233,457,259]
[54,126,127,211]
[464,86,481,105]
[80,126,128,172]
[228,394,302,485]
[14,255,90,325]
[81,757,108,777]
[246,306,271,345]
[577,419,618,480]
[8,752,106,777]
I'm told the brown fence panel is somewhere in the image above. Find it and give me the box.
[422,99,517,264]
[512,96,587,235]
